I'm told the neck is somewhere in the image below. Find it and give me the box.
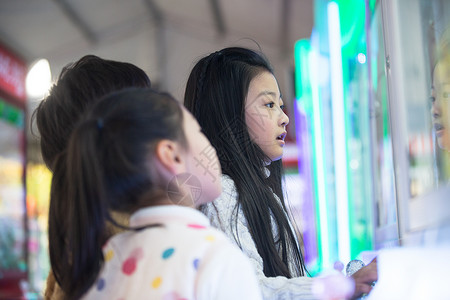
[133,188,198,214]
[130,190,174,214]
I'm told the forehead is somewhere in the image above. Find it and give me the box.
[247,71,280,96]
[434,61,450,82]
[249,71,277,87]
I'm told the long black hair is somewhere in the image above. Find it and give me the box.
[184,47,307,278]
[49,88,185,299]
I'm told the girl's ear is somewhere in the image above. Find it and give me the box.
[154,140,186,176]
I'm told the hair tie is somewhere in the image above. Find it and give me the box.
[97,118,104,130]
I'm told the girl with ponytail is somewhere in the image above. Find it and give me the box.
[48,88,262,299]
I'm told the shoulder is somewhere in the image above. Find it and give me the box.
[194,230,263,300]
[221,174,237,193]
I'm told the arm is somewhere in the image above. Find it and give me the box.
[230,209,318,300]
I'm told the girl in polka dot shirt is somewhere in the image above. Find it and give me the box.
[48,88,262,300]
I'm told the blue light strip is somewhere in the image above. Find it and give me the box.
[327,1,351,264]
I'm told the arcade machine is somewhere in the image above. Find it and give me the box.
[368,0,450,297]
[0,43,28,298]
[295,0,450,297]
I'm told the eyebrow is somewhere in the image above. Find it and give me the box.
[257,90,282,99]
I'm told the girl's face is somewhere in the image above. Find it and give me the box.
[431,61,450,151]
[182,108,222,205]
[245,71,289,162]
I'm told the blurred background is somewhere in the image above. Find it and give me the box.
[0,0,449,298]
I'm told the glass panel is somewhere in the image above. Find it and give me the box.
[381,0,450,241]
[423,1,450,186]
[396,0,450,197]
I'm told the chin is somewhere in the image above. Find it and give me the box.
[442,143,450,153]
[269,154,283,162]
[437,138,450,152]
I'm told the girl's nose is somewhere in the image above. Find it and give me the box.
[431,100,441,118]
[430,90,441,118]
[279,109,289,127]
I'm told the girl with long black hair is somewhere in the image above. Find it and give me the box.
[184,47,377,299]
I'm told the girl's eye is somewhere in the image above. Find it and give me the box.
[265,102,275,108]
[280,104,285,110]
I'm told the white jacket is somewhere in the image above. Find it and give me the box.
[202,175,318,300]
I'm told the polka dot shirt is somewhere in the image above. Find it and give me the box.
[82,205,262,300]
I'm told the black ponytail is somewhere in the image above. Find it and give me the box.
[50,120,110,299]
[49,88,185,298]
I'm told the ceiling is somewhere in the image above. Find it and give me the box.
[0,0,314,161]
[0,0,313,90]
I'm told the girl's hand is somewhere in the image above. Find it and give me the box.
[350,257,378,299]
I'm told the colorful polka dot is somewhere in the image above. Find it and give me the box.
[96,278,105,291]
[205,235,215,241]
[187,223,206,229]
[162,247,175,259]
[193,258,200,270]
[122,256,137,275]
[151,276,162,288]
[105,249,114,262]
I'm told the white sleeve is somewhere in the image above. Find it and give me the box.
[230,208,318,300]
[203,176,319,300]
[195,237,263,300]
